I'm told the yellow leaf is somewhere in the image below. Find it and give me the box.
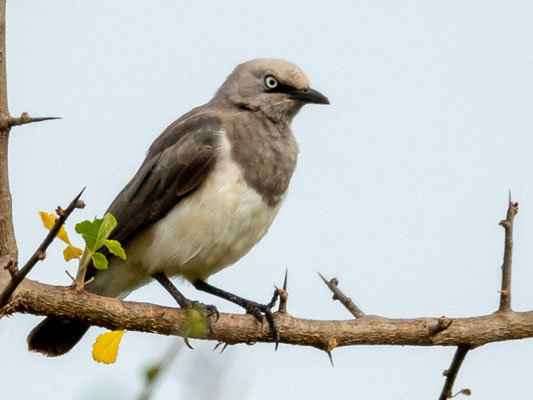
[39,211,71,245]
[92,330,126,364]
[63,245,83,261]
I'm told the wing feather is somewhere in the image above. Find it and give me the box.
[85,113,222,280]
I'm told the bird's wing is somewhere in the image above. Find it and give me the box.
[85,113,222,280]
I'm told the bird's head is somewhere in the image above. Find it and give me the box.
[214,58,329,123]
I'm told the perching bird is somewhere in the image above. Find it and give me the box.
[27,58,329,356]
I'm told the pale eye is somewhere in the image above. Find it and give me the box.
[264,75,278,89]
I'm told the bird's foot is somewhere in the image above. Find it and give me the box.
[192,279,281,349]
[242,289,281,349]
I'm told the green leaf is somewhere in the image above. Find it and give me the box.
[75,213,118,252]
[75,220,99,251]
[98,213,118,248]
[104,239,126,260]
[92,252,108,270]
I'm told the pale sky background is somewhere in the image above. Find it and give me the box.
[2,1,533,399]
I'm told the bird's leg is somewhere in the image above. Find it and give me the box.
[152,272,192,308]
[192,279,280,348]
[152,272,219,319]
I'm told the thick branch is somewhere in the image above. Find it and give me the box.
[0,0,18,266]
[6,278,533,349]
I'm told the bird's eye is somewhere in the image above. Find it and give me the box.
[264,75,278,89]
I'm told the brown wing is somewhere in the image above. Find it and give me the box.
[85,113,222,280]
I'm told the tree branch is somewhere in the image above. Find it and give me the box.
[5,277,533,350]
[318,272,366,318]
[499,197,518,312]
[438,345,471,400]
[0,189,85,307]
[0,0,18,267]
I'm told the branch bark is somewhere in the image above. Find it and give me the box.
[499,198,518,312]
[0,0,18,268]
[4,277,533,350]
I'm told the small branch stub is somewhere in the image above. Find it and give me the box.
[428,316,453,336]
[3,258,17,278]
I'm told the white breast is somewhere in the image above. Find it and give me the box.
[90,134,284,299]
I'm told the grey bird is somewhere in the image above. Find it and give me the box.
[27,58,329,356]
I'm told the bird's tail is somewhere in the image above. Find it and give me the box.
[27,316,90,357]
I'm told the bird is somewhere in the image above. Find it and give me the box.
[27,58,329,356]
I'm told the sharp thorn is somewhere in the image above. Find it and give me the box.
[183,337,194,350]
[317,271,328,284]
[327,350,335,367]
[220,343,229,354]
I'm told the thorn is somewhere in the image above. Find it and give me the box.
[283,268,288,291]
[326,338,337,367]
[183,337,194,350]
[219,343,229,354]
[317,271,328,284]
[508,189,512,203]
[8,113,62,127]
[327,350,335,367]
[213,341,229,353]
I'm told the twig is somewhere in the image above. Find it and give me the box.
[7,112,60,128]
[0,189,85,307]
[137,339,182,400]
[318,272,365,318]
[499,196,518,312]
[438,345,471,400]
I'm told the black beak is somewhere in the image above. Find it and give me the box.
[288,87,330,105]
